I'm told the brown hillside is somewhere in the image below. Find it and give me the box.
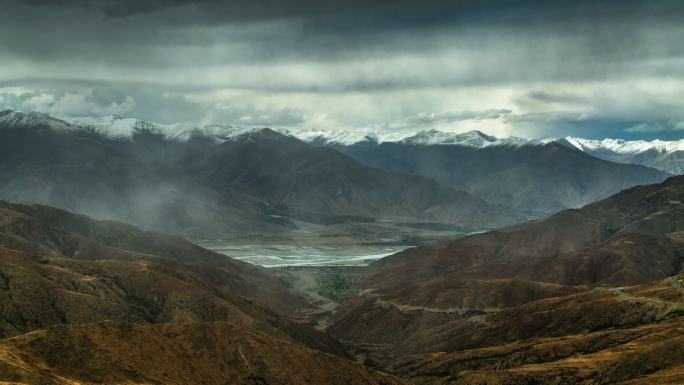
[0,321,409,385]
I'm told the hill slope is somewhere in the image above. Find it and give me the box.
[388,277,684,385]
[325,176,684,378]
[0,201,351,356]
[0,200,411,384]
[0,321,408,385]
[363,175,684,296]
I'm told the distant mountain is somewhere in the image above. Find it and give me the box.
[297,127,536,147]
[566,136,684,174]
[10,110,680,175]
[331,135,669,216]
[0,110,522,236]
[296,126,684,176]
[2,110,672,225]
[0,109,248,141]
[17,110,683,174]
[399,129,534,147]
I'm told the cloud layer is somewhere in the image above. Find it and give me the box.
[2,0,684,139]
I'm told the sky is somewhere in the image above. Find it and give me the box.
[1,0,684,140]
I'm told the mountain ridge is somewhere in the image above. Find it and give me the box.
[4,109,682,173]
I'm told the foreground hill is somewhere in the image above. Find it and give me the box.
[0,321,408,385]
[0,201,352,357]
[389,277,684,385]
[332,132,669,216]
[0,200,299,314]
[328,275,684,384]
[0,111,521,236]
[0,200,422,384]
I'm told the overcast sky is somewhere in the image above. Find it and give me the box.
[2,0,684,140]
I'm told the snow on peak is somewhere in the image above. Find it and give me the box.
[292,128,381,146]
[0,111,541,149]
[289,128,536,148]
[223,127,299,143]
[0,112,287,142]
[401,129,535,147]
[565,136,684,155]
[10,110,681,159]
[402,129,493,146]
[0,110,72,131]
[63,115,211,141]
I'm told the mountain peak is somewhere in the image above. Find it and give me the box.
[293,128,383,146]
[566,136,684,154]
[226,127,297,143]
[0,109,72,130]
[400,129,530,148]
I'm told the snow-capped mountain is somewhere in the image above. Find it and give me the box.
[566,137,684,174]
[0,110,288,142]
[400,129,535,147]
[293,128,380,146]
[566,137,684,155]
[63,114,278,142]
[2,109,683,174]
[0,110,535,147]
[0,110,72,131]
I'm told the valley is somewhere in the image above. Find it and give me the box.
[195,219,468,267]
[3,1,684,383]
[200,241,407,267]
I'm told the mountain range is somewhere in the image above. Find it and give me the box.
[303,126,684,175]
[4,109,682,174]
[0,110,674,235]
[332,135,668,215]
[0,110,523,237]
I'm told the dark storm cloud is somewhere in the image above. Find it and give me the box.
[19,0,489,21]
[20,0,684,26]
